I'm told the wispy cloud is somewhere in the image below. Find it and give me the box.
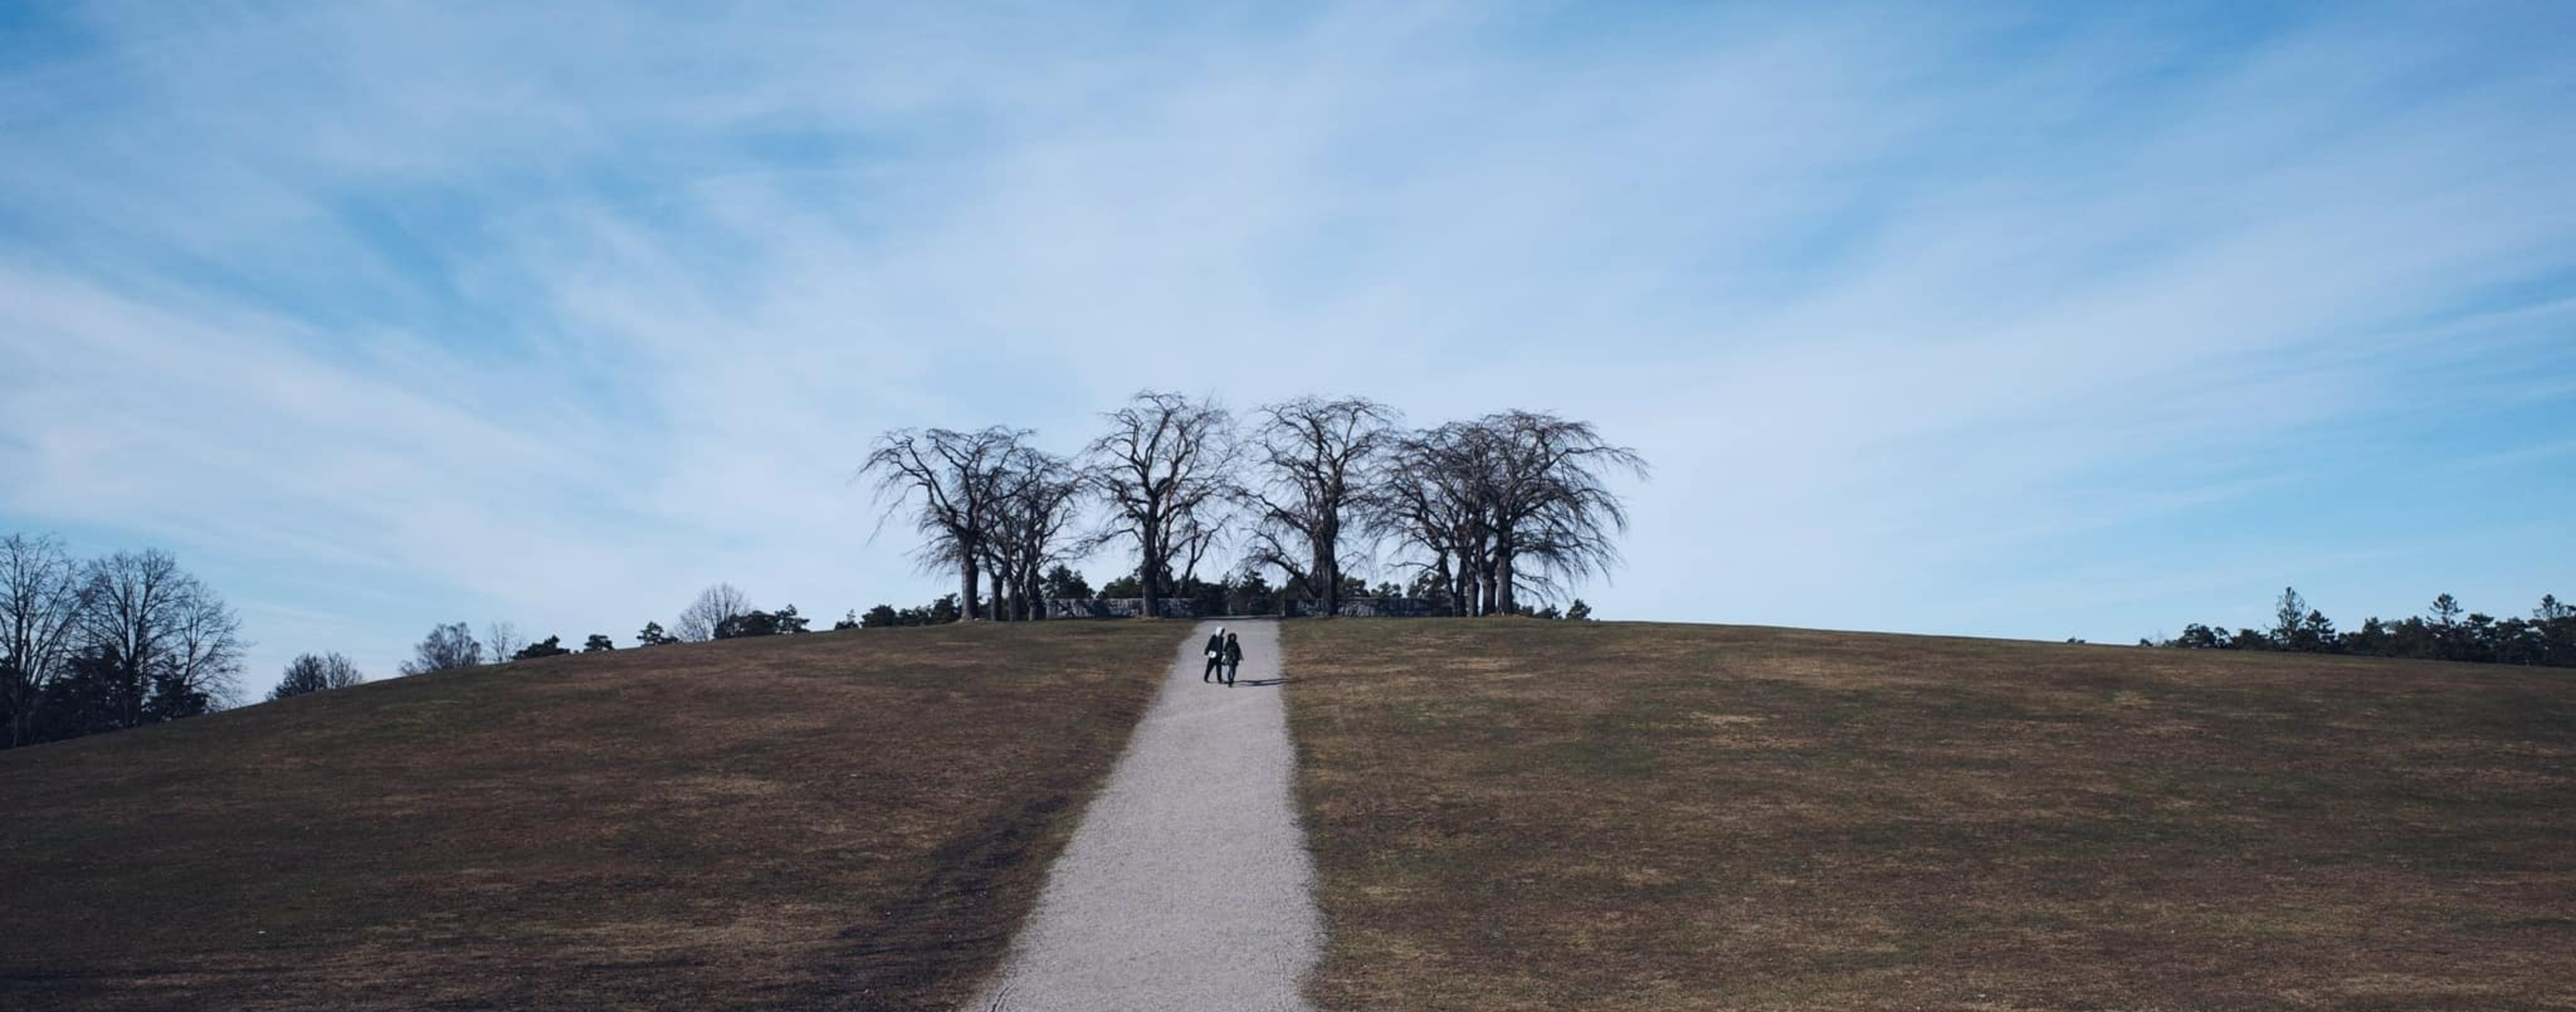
[3,0,2570,689]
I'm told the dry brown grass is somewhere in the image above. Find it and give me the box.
[1283,620,2576,1011]
[0,621,1178,1011]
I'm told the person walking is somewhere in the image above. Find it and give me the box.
[1222,631,1244,687]
[1202,627,1227,683]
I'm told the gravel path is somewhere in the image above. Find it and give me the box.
[973,620,1321,1012]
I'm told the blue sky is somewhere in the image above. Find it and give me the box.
[3,1,2570,697]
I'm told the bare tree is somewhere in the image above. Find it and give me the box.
[483,621,523,664]
[399,622,482,675]
[3,533,90,746]
[1473,410,1648,614]
[1372,412,1645,615]
[1172,512,1228,592]
[1083,392,1237,617]
[860,428,1027,621]
[270,652,366,700]
[674,582,752,642]
[1374,422,1494,615]
[77,549,246,723]
[1241,397,1399,615]
[982,445,1088,621]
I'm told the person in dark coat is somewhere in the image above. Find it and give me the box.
[1222,631,1243,686]
[1202,627,1227,683]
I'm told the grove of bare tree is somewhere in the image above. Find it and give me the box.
[855,395,1643,622]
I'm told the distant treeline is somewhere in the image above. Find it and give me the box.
[393,583,824,677]
[848,566,1332,626]
[2145,587,2576,667]
[385,560,1605,683]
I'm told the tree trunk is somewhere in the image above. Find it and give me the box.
[1138,523,1160,618]
[1453,548,1477,616]
[1495,550,1517,615]
[989,570,1009,622]
[960,554,982,621]
[1478,558,1499,617]
[1432,555,1454,617]
[121,657,144,730]
[1314,519,1339,616]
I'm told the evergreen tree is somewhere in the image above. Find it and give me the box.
[35,646,126,742]
[581,634,615,653]
[2538,594,2576,665]
[2388,616,2436,659]
[717,611,777,638]
[2491,617,2544,665]
[2271,587,2308,648]
[2429,593,2467,660]
[2296,609,2338,652]
[1225,570,1280,616]
[1041,565,1094,602]
[2456,614,2499,664]
[1407,569,1457,615]
[513,636,569,660]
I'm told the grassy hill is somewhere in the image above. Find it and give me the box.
[8,618,2570,1011]
[1282,620,2576,1011]
[0,622,1177,1012]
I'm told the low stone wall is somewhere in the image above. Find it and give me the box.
[1043,597,1440,619]
[1280,597,1438,618]
[1046,598,1198,619]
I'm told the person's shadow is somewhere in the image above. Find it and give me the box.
[1233,676,1294,687]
